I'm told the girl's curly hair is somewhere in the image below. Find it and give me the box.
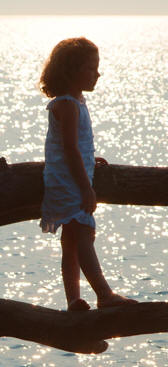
[39,37,98,98]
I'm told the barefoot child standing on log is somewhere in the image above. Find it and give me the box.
[39,37,137,310]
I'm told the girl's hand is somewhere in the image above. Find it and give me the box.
[95,157,108,167]
[81,186,97,214]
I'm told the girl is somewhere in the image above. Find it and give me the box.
[40,37,137,311]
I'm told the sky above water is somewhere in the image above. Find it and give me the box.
[1,0,168,15]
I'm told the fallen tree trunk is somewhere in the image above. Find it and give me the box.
[1,157,168,226]
[0,299,168,354]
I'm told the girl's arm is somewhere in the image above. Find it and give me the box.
[53,100,96,214]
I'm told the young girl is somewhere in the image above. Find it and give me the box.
[40,37,137,311]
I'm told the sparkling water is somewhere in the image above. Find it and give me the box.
[1,15,168,367]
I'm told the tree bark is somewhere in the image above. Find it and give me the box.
[0,299,168,354]
[1,157,168,226]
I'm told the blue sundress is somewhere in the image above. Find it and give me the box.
[40,94,96,234]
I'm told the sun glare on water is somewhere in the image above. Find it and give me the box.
[1,15,168,367]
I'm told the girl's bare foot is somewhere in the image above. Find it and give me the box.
[97,293,138,309]
[68,298,90,311]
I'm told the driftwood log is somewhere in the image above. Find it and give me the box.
[1,157,168,226]
[0,299,168,354]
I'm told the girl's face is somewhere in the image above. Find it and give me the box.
[77,52,100,92]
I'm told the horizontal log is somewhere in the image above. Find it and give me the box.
[0,299,168,354]
[1,157,168,226]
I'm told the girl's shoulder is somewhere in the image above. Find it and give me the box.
[49,96,79,122]
[47,94,86,121]
[47,94,85,111]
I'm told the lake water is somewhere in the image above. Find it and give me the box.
[1,15,168,367]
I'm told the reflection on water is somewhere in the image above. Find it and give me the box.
[1,15,168,367]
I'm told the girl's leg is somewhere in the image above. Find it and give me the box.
[74,221,138,308]
[61,221,90,310]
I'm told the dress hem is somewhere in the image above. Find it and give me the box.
[40,210,95,234]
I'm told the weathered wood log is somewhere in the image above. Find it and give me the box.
[0,299,168,354]
[1,157,168,226]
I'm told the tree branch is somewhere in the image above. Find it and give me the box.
[1,158,168,226]
[0,299,168,354]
